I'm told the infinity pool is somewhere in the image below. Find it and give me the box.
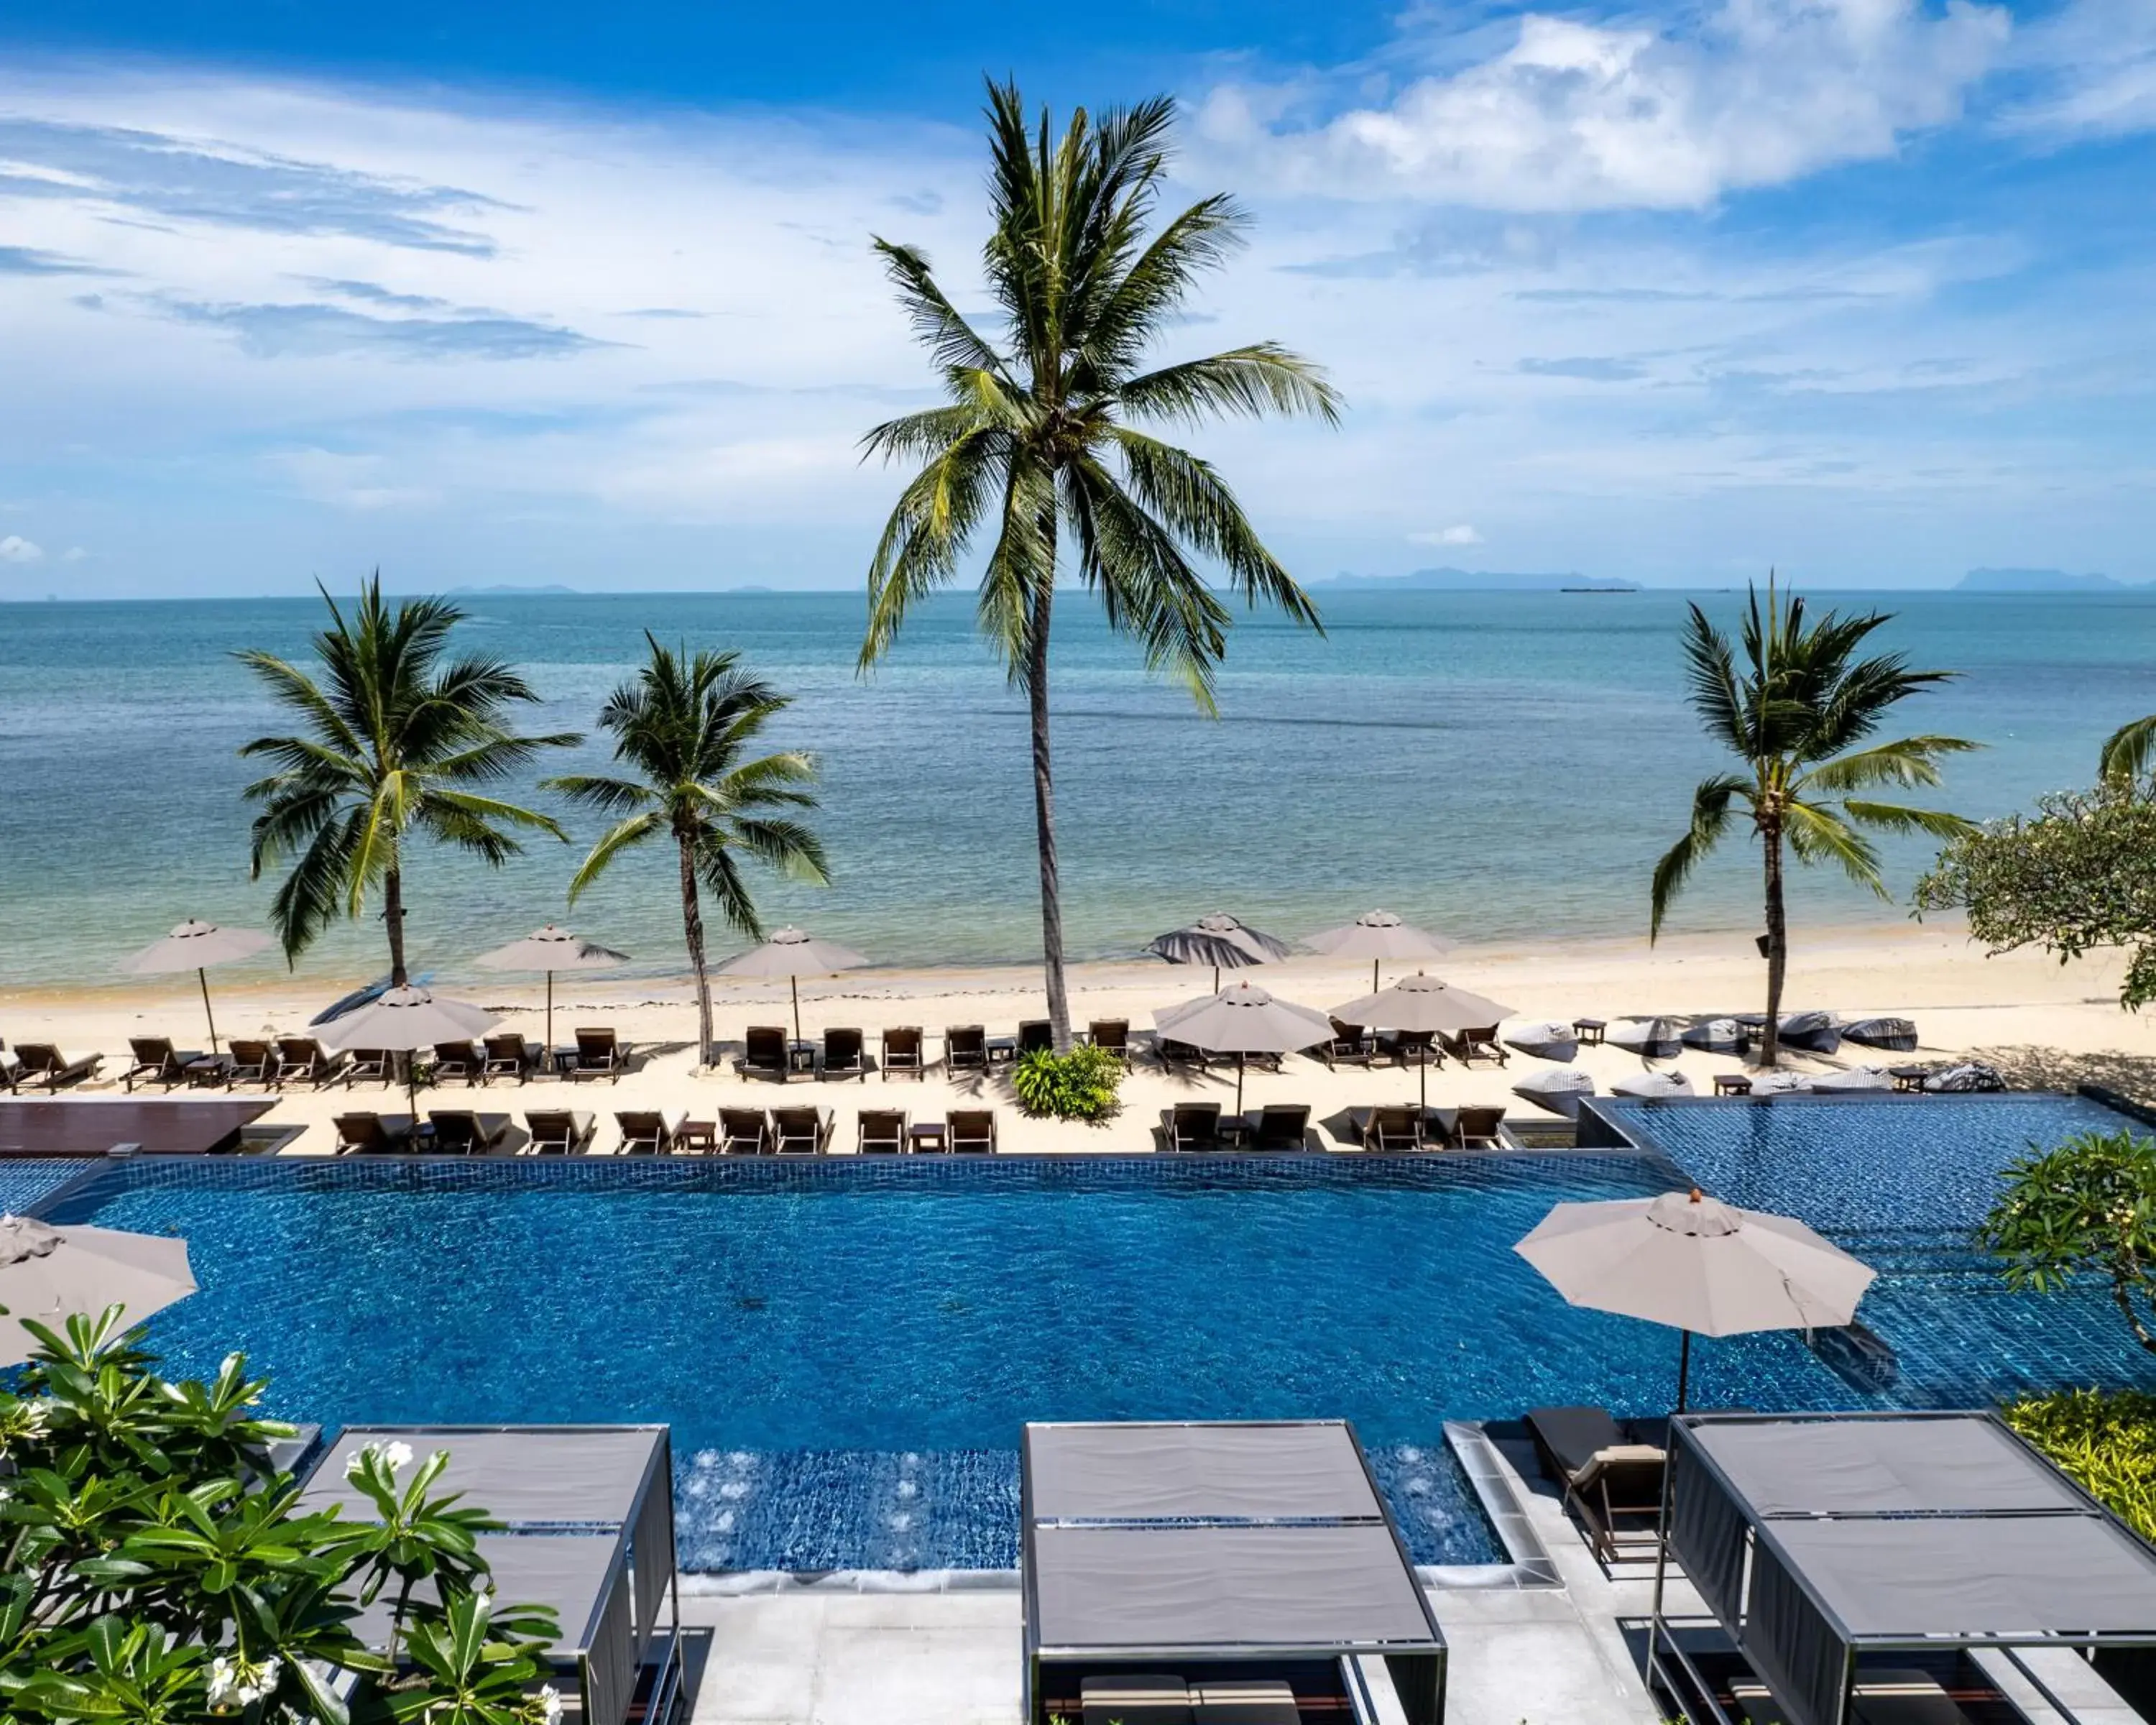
[29,1105,2156,1573]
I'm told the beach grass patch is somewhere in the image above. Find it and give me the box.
[2004,1387,2156,1541]
[1011,1044,1124,1122]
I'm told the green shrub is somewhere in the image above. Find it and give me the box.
[1010,1044,1124,1121]
[2004,1387,2156,1542]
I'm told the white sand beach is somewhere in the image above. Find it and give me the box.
[6,921,2147,1156]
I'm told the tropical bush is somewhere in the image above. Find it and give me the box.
[2004,1389,2156,1543]
[1980,1128,2156,1355]
[1010,1045,1125,1121]
[0,1307,558,1725]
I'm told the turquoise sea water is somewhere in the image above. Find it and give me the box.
[2,589,2152,988]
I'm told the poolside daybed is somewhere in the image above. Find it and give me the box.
[301,1425,681,1725]
[1654,1411,2156,1725]
[1022,1419,1446,1725]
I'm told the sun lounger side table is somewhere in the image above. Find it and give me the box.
[908,1121,949,1154]
[787,1041,818,1077]
[1713,1074,1753,1096]
[676,1120,717,1151]
[1572,1018,1607,1046]
[985,1036,1018,1067]
[1890,1064,1932,1092]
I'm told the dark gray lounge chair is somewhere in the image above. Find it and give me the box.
[1525,1405,1666,1565]
[948,1108,996,1153]
[432,1040,484,1086]
[1164,1102,1222,1152]
[944,1024,987,1074]
[346,1047,394,1087]
[615,1110,685,1154]
[1323,1017,1374,1070]
[522,1110,594,1154]
[1250,1103,1311,1151]
[737,1025,788,1081]
[1017,1019,1053,1057]
[771,1106,830,1156]
[1439,1024,1506,1065]
[857,1108,906,1154]
[821,1026,865,1081]
[571,1026,627,1082]
[12,1044,103,1090]
[276,1037,348,1088]
[1157,1037,1204,1072]
[719,1108,768,1154]
[880,1026,924,1080]
[1455,1105,1506,1149]
[124,1036,206,1092]
[482,1034,534,1084]
[1355,1105,1425,1152]
[226,1039,277,1089]
[1085,1019,1131,1066]
[333,1112,413,1154]
[428,1110,512,1154]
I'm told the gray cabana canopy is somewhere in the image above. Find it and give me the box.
[1660,1412,2156,1725]
[302,1426,680,1725]
[1023,1420,1446,1725]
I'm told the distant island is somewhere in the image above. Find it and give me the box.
[1322,567,1640,593]
[1955,568,2152,593]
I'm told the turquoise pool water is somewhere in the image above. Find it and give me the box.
[28,1114,2156,1572]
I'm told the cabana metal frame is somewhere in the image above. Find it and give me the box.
[1021,1419,1447,1725]
[302,1425,681,1725]
[1653,1410,2156,1725]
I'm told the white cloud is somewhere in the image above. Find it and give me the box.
[1197,0,2011,210]
[61,546,87,561]
[0,535,45,563]
[1412,525,1484,546]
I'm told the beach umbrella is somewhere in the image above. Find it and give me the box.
[1146,914,1291,993]
[1331,972,1516,1110]
[0,1213,195,1367]
[474,924,630,1049]
[1515,1186,1876,1410]
[119,919,273,1054]
[1153,981,1332,1113]
[714,927,868,1042]
[313,985,499,1111]
[1304,909,1453,994]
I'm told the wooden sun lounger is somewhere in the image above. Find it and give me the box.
[1164,1102,1222,1152]
[13,1043,104,1091]
[275,1037,348,1088]
[737,1025,788,1082]
[333,1112,415,1154]
[857,1108,906,1154]
[570,1026,627,1082]
[944,1024,987,1074]
[1324,1018,1375,1070]
[948,1108,996,1154]
[1084,1019,1131,1066]
[225,1039,277,1089]
[1353,1105,1426,1152]
[1016,1019,1053,1058]
[771,1106,831,1156]
[433,1040,485,1087]
[124,1036,206,1092]
[719,1108,769,1154]
[1440,1024,1508,1065]
[428,1110,513,1154]
[345,1048,394,1087]
[821,1026,865,1081]
[1249,1103,1311,1151]
[615,1109,687,1154]
[482,1034,535,1084]
[1526,1405,1667,1565]
[1455,1105,1507,1149]
[880,1026,924,1080]
[522,1110,594,1154]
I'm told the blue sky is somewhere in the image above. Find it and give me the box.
[2,0,2153,596]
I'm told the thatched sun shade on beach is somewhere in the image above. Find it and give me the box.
[314,985,499,1110]
[119,919,274,1054]
[1303,908,1453,994]
[1154,981,1333,1112]
[0,1213,195,1366]
[476,924,630,1049]
[714,926,869,1042]
[1146,913,1291,993]
[1515,1187,1876,1410]
[1331,972,1515,1110]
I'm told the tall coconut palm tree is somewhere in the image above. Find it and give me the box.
[1650,581,1979,1064]
[858,79,1339,1051]
[239,578,579,980]
[544,635,827,1067]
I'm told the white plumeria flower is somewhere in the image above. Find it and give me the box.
[207,1657,239,1708]
[538,1685,563,1725]
[382,1440,415,1473]
[240,1658,282,1705]
[20,1401,48,1435]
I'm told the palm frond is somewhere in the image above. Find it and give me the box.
[868,239,1007,379]
[1783,799,1886,895]
[1650,774,1750,940]
[1837,799,1981,840]
[1115,344,1342,428]
[1803,736,1983,794]
[541,774,658,816]
[2101,714,2156,784]
[565,811,665,903]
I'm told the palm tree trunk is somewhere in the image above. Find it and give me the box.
[384,865,409,988]
[1027,574,1072,1053]
[679,836,714,1067]
[1760,824,1787,1066]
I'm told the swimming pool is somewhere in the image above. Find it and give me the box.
[27,1109,2156,1574]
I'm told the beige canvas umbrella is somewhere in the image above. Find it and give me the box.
[474,924,630,1049]
[1332,972,1516,1110]
[714,927,869,1041]
[314,985,499,1110]
[119,919,274,1054]
[1514,1187,1875,1409]
[1146,914,1291,993]
[1304,909,1454,994]
[1154,981,1333,1112]
[0,1213,195,1366]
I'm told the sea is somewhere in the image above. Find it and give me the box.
[1,589,2150,992]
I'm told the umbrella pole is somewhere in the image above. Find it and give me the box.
[1212,963,1222,993]
[198,966,220,1054]
[1675,1328,1692,1413]
[1236,1052,1245,1116]
[1373,959,1380,995]
[791,975,802,1044]
[545,970,554,1052]
[1419,1046,1429,1113]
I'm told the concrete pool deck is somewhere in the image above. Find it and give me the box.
[677,1433,1685,1725]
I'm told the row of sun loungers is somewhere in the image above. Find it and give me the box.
[732,1020,1139,1080]
[104,1029,634,1093]
[0,1040,104,1091]
[329,1105,1006,1156]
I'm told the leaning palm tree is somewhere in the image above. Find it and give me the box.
[1650,581,1979,1064]
[239,577,579,980]
[544,635,828,1067]
[2100,712,2156,784]
[858,79,1339,1050]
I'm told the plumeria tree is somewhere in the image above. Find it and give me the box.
[1981,1129,2156,1356]
[0,1306,559,1725]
